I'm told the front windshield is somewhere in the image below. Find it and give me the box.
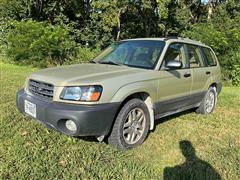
[93,40,165,69]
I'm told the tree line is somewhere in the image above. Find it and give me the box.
[0,0,239,85]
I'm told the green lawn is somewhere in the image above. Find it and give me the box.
[0,63,239,179]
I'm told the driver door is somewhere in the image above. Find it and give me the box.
[155,43,192,115]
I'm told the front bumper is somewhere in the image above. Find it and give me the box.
[16,89,120,136]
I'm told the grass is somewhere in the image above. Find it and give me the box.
[0,62,240,179]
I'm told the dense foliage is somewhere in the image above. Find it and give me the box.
[6,20,76,66]
[0,0,239,85]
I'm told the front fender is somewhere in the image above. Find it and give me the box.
[110,80,158,103]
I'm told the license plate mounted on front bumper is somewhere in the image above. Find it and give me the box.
[24,100,36,118]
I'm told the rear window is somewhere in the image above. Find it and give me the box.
[202,48,217,66]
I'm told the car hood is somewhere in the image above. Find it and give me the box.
[29,63,145,86]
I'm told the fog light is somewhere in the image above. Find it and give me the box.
[65,120,77,132]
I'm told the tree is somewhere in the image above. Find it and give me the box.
[91,0,129,41]
[0,0,240,85]
[207,0,214,21]
[183,0,240,85]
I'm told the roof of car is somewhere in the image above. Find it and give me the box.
[122,37,209,48]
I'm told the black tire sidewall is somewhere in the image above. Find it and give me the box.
[118,99,150,148]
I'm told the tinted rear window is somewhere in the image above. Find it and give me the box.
[202,48,217,66]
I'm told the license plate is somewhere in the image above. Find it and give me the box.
[25,100,36,118]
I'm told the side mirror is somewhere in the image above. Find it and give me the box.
[165,60,182,69]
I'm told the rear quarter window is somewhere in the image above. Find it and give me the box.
[202,48,217,66]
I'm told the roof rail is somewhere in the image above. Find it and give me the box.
[163,36,204,45]
[163,36,179,41]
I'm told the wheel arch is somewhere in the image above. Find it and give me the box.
[113,91,155,131]
[109,82,158,132]
[209,82,222,95]
[210,82,217,88]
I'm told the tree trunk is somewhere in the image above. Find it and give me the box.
[116,10,121,41]
[207,0,214,21]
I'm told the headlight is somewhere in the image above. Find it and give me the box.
[60,85,102,102]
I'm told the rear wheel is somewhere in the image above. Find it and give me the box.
[196,86,217,114]
[108,99,150,149]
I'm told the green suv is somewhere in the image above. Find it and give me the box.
[16,37,222,149]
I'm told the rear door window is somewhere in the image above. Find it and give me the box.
[186,44,206,68]
[202,48,217,66]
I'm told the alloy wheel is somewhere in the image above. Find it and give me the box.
[123,108,146,144]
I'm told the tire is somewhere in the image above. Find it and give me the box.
[108,98,150,149]
[196,86,217,114]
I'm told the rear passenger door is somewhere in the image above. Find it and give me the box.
[186,44,210,104]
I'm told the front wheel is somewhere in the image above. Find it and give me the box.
[108,99,150,149]
[196,86,217,114]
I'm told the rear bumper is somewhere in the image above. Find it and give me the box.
[16,89,120,136]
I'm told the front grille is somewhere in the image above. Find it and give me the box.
[28,79,54,100]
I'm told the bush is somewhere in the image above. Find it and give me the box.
[232,65,240,86]
[6,20,77,66]
[225,52,240,86]
[64,47,100,65]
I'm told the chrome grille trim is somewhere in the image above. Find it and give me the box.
[28,79,54,100]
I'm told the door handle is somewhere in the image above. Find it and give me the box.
[206,71,211,75]
[184,73,191,78]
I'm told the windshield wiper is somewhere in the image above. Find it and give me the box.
[99,61,121,66]
[89,60,97,64]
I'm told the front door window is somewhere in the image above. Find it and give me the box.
[162,43,188,69]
